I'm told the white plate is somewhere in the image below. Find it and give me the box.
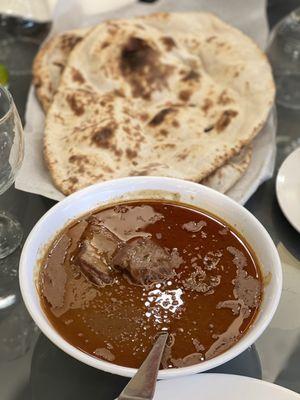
[154,374,300,399]
[276,147,300,233]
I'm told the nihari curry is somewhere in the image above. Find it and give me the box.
[38,200,263,369]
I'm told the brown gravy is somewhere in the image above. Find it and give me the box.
[39,200,262,369]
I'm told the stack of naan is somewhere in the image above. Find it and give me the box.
[33,12,275,196]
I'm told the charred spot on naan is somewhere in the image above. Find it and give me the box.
[215,110,238,132]
[91,123,117,148]
[204,125,214,133]
[201,99,213,114]
[139,112,149,122]
[69,154,89,164]
[120,36,174,100]
[66,93,85,116]
[176,151,189,161]
[181,70,200,82]
[60,33,83,52]
[154,143,176,150]
[159,129,169,137]
[126,148,138,159]
[202,109,238,134]
[67,155,91,176]
[120,37,157,74]
[217,90,233,105]
[69,176,78,184]
[130,169,149,176]
[160,36,177,51]
[64,89,99,117]
[113,89,125,98]
[178,90,192,102]
[206,36,216,43]
[71,68,85,84]
[101,41,110,49]
[53,61,64,71]
[100,164,114,173]
[148,108,176,127]
[114,147,123,158]
[130,162,167,176]
[33,75,42,88]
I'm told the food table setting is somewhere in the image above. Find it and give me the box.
[0,0,300,398]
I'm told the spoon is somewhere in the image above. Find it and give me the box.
[117,332,169,400]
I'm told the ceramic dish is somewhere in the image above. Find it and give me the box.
[276,147,300,233]
[19,177,282,378]
[154,374,300,399]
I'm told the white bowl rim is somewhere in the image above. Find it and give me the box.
[19,176,282,378]
[276,147,300,233]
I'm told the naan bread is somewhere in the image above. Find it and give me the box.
[33,28,89,112]
[202,145,252,193]
[44,12,274,195]
[33,26,251,195]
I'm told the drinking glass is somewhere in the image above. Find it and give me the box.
[0,0,51,77]
[0,85,24,259]
[267,7,300,109]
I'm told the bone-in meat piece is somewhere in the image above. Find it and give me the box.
[113,237,183,285]
[75,224,120,286]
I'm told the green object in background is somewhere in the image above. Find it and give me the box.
[0,64,9,87]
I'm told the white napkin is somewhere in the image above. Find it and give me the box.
[15,0,274,202]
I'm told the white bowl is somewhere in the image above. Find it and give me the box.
[19,177,282,379]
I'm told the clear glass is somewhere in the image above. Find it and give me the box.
[0,0,51,76]
[0,0,51,22]
[267,7,300,109]
[0,85,24,258]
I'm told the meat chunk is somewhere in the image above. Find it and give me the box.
[74,221,183,287]
[75,224,120,286]
[113,237,183,285]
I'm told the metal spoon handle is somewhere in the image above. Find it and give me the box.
[118,332,168,400]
